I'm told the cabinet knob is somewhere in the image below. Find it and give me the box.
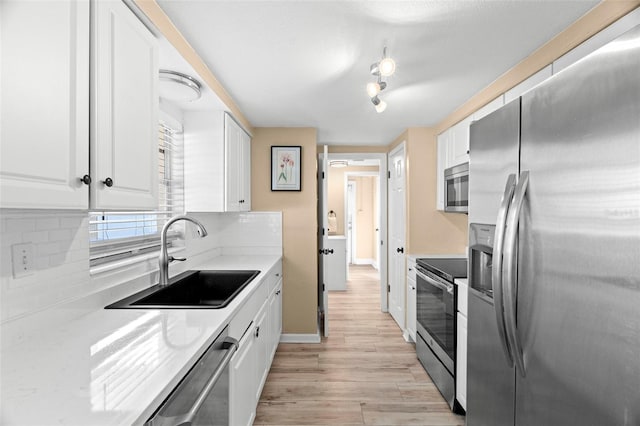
[396,247,404,254]
[102,177,114,187]
[80,174,92,185]
[276,290,281,296]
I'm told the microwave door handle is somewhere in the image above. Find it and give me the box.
[416,269,453,293]
[492,173,516,367]
[503,171,529,378]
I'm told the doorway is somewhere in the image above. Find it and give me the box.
[320,152,388,313]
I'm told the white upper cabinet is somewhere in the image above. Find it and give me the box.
[91,0,159,210]
[225,114,252,211]
[448,116,472,167]
[0,1,90,209]
[185,112,251,212]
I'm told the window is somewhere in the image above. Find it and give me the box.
[89,116,185,266]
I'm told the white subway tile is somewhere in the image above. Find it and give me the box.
[49,229,72,242]
[5,218,35,233]
[36,217,60,230]
[36,242,60,257]
[23,231,49,244]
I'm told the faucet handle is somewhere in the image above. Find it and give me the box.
[169,256,187,262]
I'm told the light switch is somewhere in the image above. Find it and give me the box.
[12,243,34,278]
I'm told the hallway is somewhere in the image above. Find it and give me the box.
[254,265,465,425]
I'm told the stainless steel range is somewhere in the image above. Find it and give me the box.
[415,257,467,412]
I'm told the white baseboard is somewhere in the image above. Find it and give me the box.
[280,333,321,344]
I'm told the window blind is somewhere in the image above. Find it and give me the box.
[89,119,185,266]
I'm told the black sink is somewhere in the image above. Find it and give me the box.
[106,270,260,309]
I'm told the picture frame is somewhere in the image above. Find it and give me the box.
[271,146,302,191]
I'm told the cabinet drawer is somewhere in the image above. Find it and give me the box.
[229,277,269,340]
[268,261,283,294]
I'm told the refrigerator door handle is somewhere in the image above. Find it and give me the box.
[503,170,529,377]
[492,173,517,366]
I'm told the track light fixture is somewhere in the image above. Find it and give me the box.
[367,47,394,112]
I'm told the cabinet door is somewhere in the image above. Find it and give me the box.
[456,312,468,410]
[435,131,449,211]
[91,0,158,210]
[224,114,242,211]
[230,324,258,426]
[239,129,252,211]
[449,116,472,167]
[269,280,283,360]
[406,277,417,342]
[0,1,89,209]
[254,305,270,400]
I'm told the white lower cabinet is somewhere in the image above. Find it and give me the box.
[406,258,417,342]
[229,262,282,425]
[456,312,467,410]
[230,321,259,426]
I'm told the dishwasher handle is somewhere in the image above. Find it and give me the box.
[147,336,239,426]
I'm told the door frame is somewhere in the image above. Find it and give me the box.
[319,152,388,313]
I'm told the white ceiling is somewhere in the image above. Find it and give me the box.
[155,0,599,146]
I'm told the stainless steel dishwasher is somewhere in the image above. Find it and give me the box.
[145,325,238,426]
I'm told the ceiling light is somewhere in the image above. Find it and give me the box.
[330,160,348,168]
[159,70,202,102]
[371,96,387,113]
[379,57,396,77]
[366,81,387,98]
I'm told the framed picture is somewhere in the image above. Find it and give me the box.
[271,146,302,191]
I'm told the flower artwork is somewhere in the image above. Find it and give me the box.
[271,146,301,191]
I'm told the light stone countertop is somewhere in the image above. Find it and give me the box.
[0,255,281,426]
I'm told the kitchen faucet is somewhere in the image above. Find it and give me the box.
[158,214,208,286]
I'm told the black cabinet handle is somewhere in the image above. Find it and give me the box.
[275,290,281,296]
[255,326,260,338]
[80,174,92,185]
[397,247,404,253]
[102,177,113,187]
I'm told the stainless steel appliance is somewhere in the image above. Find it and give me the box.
[415,257,467,411]
[444,162,469,213]
[466,24,640,426]
[145,326,238,426]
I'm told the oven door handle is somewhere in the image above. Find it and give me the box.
[416,269,454,294]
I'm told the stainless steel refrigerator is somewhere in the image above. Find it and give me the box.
[466,24,640,426]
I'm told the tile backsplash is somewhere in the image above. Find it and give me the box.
[0,209,282,325]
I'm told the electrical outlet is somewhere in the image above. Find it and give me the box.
[12,243,34,278]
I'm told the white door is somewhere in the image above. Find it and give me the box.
[346,181,356,264]
[388,143,406,330]
[0,0,90,209]
[317,147,329,336]
[91,0,159,210]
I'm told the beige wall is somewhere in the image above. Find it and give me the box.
[350,175,377,261]
[327,165,379,236]
[251,128,318,334]
[389,128,468,255]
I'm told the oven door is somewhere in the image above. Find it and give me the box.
[416,266,456,372]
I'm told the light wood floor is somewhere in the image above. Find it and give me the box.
[254,265,466,425]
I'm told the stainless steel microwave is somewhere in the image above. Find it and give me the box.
[444,162,469,213]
